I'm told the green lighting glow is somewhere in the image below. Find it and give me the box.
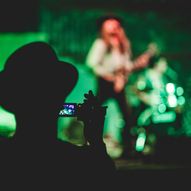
[0,107,16,137]
[176,87,184,96]
[135,132,146,152]
[137,108,152,126]
[177,96,185,105]
[137,80,146,91]
[166,83,175,94]
[167,95,177,107]
[158,104,166,113]
[152,111,176,124]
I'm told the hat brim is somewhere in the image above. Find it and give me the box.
[0,42,79,110]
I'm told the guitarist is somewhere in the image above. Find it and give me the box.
[86,15,157,156]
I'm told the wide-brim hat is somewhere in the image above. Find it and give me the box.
[0,41,78,112]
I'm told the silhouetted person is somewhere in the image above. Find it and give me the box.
[0,42,116,189]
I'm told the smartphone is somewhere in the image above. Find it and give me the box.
[59,103,77,117]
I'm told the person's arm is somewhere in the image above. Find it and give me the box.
[77,90,107,149]
[77,90,116,169]
[86,39,111,78]
[133,43,158,71]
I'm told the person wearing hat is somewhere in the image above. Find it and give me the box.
[86,15,157,157]
[0,42,116,188]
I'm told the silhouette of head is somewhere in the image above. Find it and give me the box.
[0,41,78,114]
[0,42,78,140]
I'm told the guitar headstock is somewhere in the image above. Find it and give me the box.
[147,42,160,56]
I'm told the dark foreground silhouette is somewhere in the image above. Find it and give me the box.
[0,42,116,189]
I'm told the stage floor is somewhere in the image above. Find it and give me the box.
[114,158,191,189]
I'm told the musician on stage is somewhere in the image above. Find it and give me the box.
[86,15,157,157]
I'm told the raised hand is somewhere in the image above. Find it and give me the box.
[147,42,159,56]
[133,42,159,70]
[77,90,107,146]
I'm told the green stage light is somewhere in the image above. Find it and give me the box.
[167,94,177,108]
[176,87,184,96]
[152,111,176,124]
[166,83,175,94]
[135,132,146,152]
[158,103,166,113]
[0,107,16,137]
[177,96,185,105]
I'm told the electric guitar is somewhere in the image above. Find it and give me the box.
[113,43,159,93]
